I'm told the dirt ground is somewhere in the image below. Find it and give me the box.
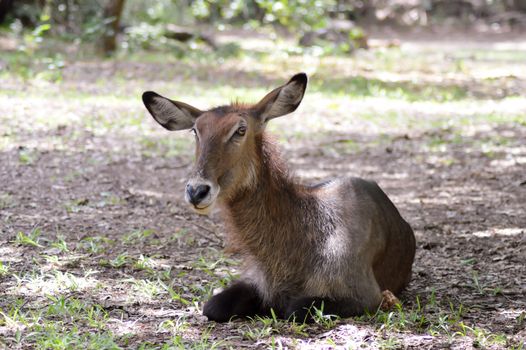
[0,31,525,349]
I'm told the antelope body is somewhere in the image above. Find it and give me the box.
[142,73,416,322]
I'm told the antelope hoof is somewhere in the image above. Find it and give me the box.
[380,290,400,311]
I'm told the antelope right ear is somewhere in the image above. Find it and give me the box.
[254,73,308,123]
[142,91,202,131]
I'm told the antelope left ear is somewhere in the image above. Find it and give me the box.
[142,91,202,131]
[254,73,307,123]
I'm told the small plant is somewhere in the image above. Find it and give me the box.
[43,255,60,264]
[158,316,189,334]
[289,321,308,336]
[99,253,129,268]
[470,271,498,295]
[51,236,69,253]
[85,304,109,329]
[0,261,10,276]
[378,337,402,349]
[64,198,89,213]
[123,229,155,244]
[158,280,190,305]
[461,258,476,265]
[471,271,483,294]
[241,323,273,341]
[78,236,113,254]
[131,279,165,300]
[193,273,236,301]
[133,254,157,272]
[309,303,339,329]
[244,308,310,341]
[456,324,508,348]
[517,311,525,327]
[18,148,38,165]
[109,253,129,268]
[193,254,226,273]
[158,267,174,281]
[14,228,44,248]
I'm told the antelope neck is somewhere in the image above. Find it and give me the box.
[221,134,306,252]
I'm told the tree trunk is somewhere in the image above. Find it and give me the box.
[100,0,126,55]
[0,0,14,24]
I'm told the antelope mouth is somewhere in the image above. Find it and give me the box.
[192,202,215,215]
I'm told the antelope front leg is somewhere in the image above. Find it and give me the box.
[203,281,265,322]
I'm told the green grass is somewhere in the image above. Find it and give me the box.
[1,239,522,349]
[77,236,114,254]
[451,49,526,62]
[358,294,520,348]
[310,74,469,101]
[0,261,10,276]
[14,228,45,248]
[0,296,118,349]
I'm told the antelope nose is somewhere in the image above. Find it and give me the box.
[186,184,211,205]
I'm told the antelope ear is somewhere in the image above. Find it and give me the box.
[142,91,202,131]
[254,73,307,123]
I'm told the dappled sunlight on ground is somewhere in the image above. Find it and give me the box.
[472,227,524,237]
[1,32,525,348]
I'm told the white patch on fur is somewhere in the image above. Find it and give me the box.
[321,184,351,263]
[240,162,258,190]
[244,262,271,302]
[303,223,351,298]
[303,185,354,298]
[323,228,349,259]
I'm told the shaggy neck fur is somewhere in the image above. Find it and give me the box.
[219,133,322,293]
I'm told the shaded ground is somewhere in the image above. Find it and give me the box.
[0,31,525,349]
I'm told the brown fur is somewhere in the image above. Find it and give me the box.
[142,73,416,322]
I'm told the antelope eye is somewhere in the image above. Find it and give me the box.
[190,128,197,136]
[236,126,247,136]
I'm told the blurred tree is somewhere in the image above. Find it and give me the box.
[512,0,526,12]
[1,0,44,27]
[2,0,525,56]
[0,0,14,24]
[189,0,337,31]
[100,0,126,55]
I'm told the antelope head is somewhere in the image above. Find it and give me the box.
[142,73,307,214]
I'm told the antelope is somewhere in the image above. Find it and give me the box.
[142,73,416,322]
